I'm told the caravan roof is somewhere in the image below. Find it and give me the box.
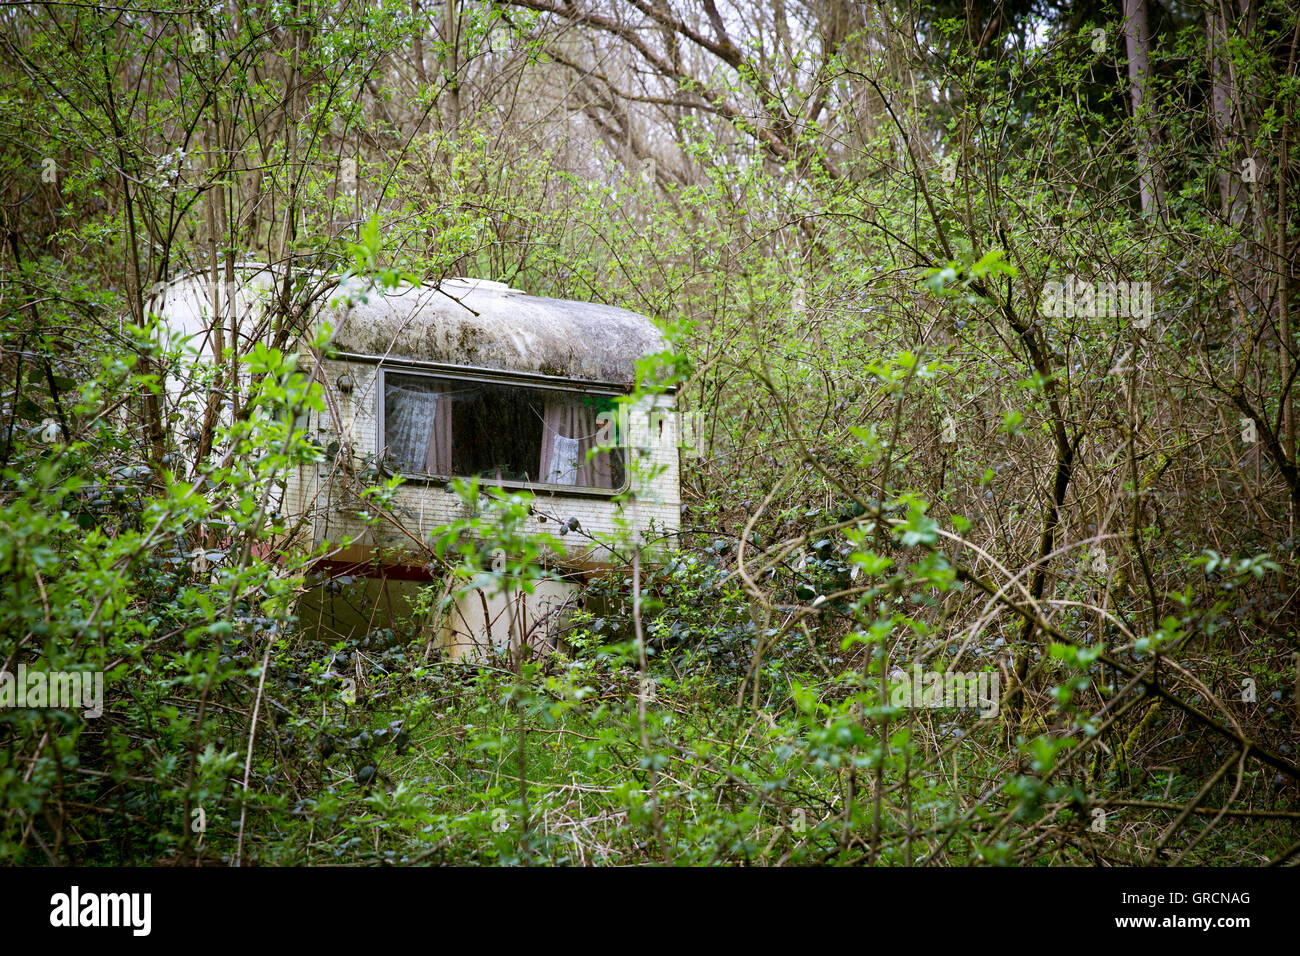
[324,276,666,386]
[154,268,667,387]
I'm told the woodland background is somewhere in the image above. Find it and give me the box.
[1,0,1298,865]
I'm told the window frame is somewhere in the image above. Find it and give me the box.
[367,355,634,498]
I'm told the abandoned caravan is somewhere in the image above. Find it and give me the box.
[154,265,681,660]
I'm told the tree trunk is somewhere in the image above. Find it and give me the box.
[443,0,461,135]
[1208,3,1248,226]
[1123,0,1162,216]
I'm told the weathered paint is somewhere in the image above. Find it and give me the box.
[323,276,667,384]
[156,268,680,658]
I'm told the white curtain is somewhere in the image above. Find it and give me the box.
[548,434,580,485]
[385,383,452,474]
[539,399,613,488]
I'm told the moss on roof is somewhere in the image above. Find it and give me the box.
[324,277,666,384]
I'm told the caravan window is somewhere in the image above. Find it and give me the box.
[380,370,625,492]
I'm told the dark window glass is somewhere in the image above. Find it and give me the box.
[382,371,624,491]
